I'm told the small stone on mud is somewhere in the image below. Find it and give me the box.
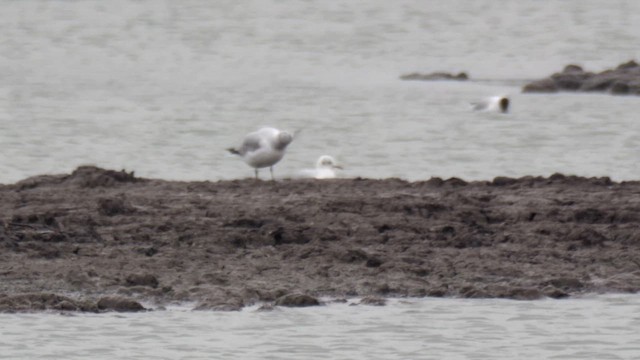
[125,274,159,288]
[274,294,320,307]
[544,278,584,291]
[338,249,369,263]
[256,304,276,312]
[97,197,135,216]
[193,302,243,311]
[358,297,387,306]
[506,288,544,300]
[366,257,383,268]
[543,286,569,299]
[97,296,145,312]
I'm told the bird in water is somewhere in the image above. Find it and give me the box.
[472,96,510,113]
[227,127,294,180]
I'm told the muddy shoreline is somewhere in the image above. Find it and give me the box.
[1,166,639,312]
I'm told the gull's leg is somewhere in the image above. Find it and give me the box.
[255,168,259,179]
[270,166,275,181]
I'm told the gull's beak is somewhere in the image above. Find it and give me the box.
[333,165,343,170]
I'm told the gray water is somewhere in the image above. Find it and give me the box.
[2,1,640,358]
[1,0,639,183]
[2,295,640,360]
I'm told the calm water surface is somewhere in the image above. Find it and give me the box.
[0,0,639,183]
[1,295,639,360]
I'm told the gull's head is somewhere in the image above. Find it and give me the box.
[499,97,510,113]
[275,131,293,150]
[316,155,342,170]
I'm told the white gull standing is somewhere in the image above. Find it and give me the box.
[299,155,343,179]
[227,127,294,180]
[472,95,510,113]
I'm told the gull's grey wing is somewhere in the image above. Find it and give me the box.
[237,132,264,155]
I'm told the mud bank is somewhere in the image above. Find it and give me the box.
[1,166,639,312]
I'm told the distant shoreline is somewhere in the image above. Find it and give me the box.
[1,166,639,312]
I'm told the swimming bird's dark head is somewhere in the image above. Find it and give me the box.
[499,97,510,113]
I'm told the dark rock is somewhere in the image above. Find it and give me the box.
[568,228,607,247]
[224,218,265,229]
[523,60,640,96]
[563,64,584,73]
[66,270,95,288]
[544,278,584,291]
[543,286,569,299]
[97,296,146,312]
[274,294,320,307]
[366,257,383,268]
[358,296,387,306]
[505,287,543,300]
[125,274,159,288]
[270,226,311,245]
[140,247,158,257]
[54,300,81,311]
[523,78,558,93]
[193,300,243,311]
[573,208,606,223]
[0,293,97,313]
[444,177,468,187]
[491,176,518,186]
[581,75,617,92]
[549,173,566,181]
[616,60,639,70]
[610,81,630,94]
[337,249,369,263]
[256,304,277,312]
[629,80,640,95]
[461,285,490,298]
[97,197,136,216]
[68,166,138,188]
[330,298,348,304]
[15,175,66,190]
[424,177,445,187]
[426,287,448,297]
[400,71,469,81]
[374,283,393,295]
[551,70,591,90]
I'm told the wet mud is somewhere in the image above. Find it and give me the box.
[1,166,639,312]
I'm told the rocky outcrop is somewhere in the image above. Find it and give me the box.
[400,71,469,81]
[523,60,640,95]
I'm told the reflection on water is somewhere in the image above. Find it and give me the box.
[0,0,639,183]
[1,295,639,360]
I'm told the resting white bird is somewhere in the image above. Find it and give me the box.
[472,96,510,113]
[299,155,343,179]
[227,127,294,180]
